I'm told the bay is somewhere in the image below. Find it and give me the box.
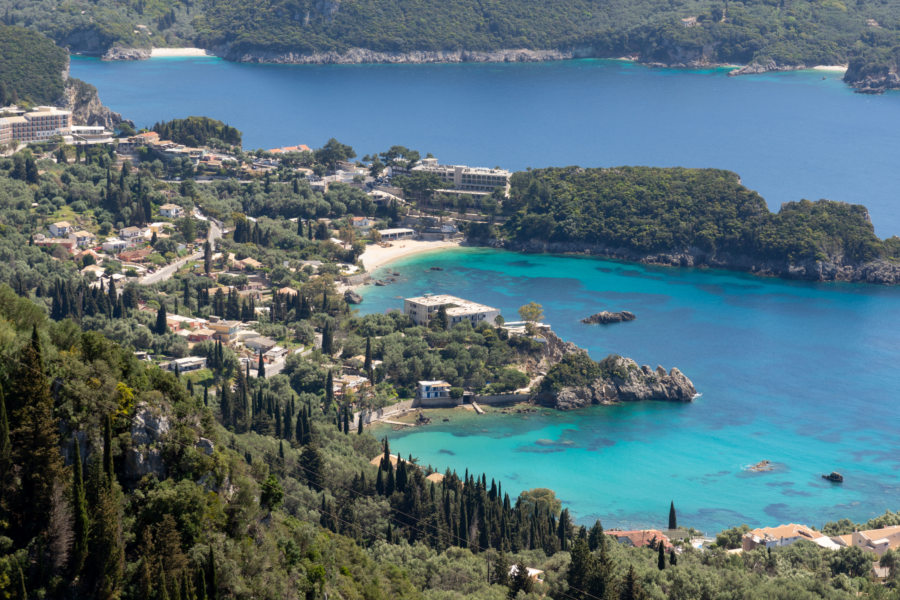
[361,248,900,533]
[71,56,900,237]
[68,55,900,532]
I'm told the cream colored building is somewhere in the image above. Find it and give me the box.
[0,106,71,144]
[404,294,500,328]
[412,157,510,196]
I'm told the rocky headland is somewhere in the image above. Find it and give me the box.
[582,311,636,324]
[540,353,697,410]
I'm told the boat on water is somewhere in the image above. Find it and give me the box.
[822,471,844,483]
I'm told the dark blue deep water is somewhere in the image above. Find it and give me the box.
[72,57,900,236]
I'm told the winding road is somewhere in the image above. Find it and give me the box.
[138,210,223,286]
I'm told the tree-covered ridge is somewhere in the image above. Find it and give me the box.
[502,166,899,268]
[152,117,243,147]
[0,25,68,105]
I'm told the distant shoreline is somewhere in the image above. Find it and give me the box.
[150,48,213,58]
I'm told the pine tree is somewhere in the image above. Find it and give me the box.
[619,565,643,600]
[668,500,677,530]
[508,561,533,599]
[71,438,89,575]
[155,304,168,335]
[90,485,125,599]
[299,445,324,492]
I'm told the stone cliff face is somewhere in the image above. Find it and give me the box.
[102,46,152,61]
[544,356,697,410]
[843,70,900,94]
[60,55,127,128]
[502,239,900,285]
[212,45,579,64]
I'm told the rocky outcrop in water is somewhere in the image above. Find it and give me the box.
[102,46,151,61]
[844,71,900,94]
[63,78,128,128]
[344,290,363,304]
[582,311,636,324]
[546,356,697,410]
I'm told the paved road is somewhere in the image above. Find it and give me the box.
[138,212,222,286]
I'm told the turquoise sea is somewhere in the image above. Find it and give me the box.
[71,56,900,236]
[69,56,900,532]
[361,248,900,533]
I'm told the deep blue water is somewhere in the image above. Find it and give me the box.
[69,56,900,532]
[71,56,900,237]
[361,249,900,533]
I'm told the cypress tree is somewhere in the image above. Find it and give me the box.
[155,304,168,335]
[16,562,26,600]
[321,322,333,355]
[357,410,364,435]
[103,414,114,487]
[668,500,677,530]
[669,550,677,566]
[0,384,10,482]
[619,565,642,600]
[364,337,372,372]
[195,568,207,600]
[324,371,334,411]
[257,351,265,378]
[206,546,217,600]
[299,445,324,492]
[71,437,89,575]
[342,406,349,434]
[657,540,666,570]
[203,386,208,406]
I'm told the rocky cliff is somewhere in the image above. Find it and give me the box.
[501,239,900,285]
[62,76,127,129]
[211,45,579,64]
[102,46,151,61]
[543,355,697,410]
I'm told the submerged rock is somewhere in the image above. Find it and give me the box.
[582,310,636,324]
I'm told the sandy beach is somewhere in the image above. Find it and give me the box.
[360,239,462,272]
[813,65,848,72]
[151,48,212,58]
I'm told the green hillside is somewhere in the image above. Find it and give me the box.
[0,25,68,105]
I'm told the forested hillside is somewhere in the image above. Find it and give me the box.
[0,140,898,598]
[2,0,900,88]
[500,166,900,282]
[0,25,68,105]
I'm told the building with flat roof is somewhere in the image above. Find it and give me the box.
[404,294,500,328]
[417,380,451,400]
[167,356,207,373]
[378,228,416,241]
[411,157,510,196]
[159,203,184,218]
[0,106,71,145]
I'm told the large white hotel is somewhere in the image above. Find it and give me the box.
[0,106,72,145]
[411,157,511,196]
[404,294,501,328]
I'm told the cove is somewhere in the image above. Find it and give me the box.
[70,57,900,237]
[361,248,900,533]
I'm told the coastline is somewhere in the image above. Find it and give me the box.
[359,238,462,273]
[150,48,213,58]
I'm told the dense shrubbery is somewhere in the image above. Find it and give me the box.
[503,166,897,267]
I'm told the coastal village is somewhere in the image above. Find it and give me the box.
[2,100,899,592]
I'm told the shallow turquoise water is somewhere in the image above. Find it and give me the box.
[71,57,900,236]
[361,249,900,533]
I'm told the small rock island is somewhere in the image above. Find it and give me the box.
[582,310,636,324]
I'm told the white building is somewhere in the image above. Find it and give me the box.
[68,125,114,145]
[411,157,510,196]
[102,238,129,253]
[71,230,96,248]
[49,221,72,237]
[159,203,185,219]
[742,524,824,551]
[0,106,72,145]
[417,380,451,400]
[119,226,150,244]
[167,356,207,373]
[378,228,416,241]
[404,294,500,328]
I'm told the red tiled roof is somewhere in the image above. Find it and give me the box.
[609,530,673,550]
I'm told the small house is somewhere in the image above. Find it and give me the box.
[49,221,72,237]
[159,203,185,218]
